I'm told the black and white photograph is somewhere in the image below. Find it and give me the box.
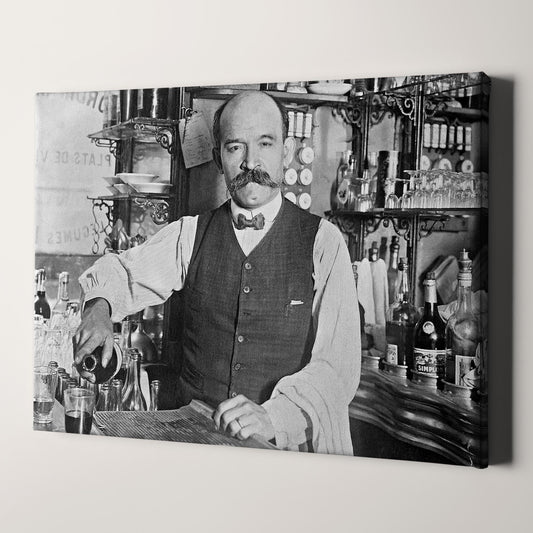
[34,73,489,466]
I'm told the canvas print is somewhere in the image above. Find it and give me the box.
[34,72,489,467]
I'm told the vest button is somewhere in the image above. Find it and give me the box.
[230,392,237,398]
[244,262,252,270]
[237,335,244,343]
[243,286,250,294]
[234,363,242,371]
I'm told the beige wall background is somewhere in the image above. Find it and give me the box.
[1,0,531,531]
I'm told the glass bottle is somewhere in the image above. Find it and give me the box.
[445,250,481,390]
[355,178,372,212]
[387,236,400,305]
[34,269,51,320]
[368,241,379,262]
[108,378,123,411]
[385,258,419,367]
[149,380,161,411]
[95,383,111,411]
[52,272,70,318]
[121,349,147,411]
[331,149,353,210]
[336,154,358,210]
[413,272,447,379]
[74,341,122,385]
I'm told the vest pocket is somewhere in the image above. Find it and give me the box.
[180,359,204,392]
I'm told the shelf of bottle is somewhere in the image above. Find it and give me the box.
[187,87,349,106]
[328,208,487,219]
[88,117,178,142]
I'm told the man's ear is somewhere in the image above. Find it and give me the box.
[283,136,296,168]
[213,148,223,173]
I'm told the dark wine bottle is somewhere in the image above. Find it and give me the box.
[386,258,419,367]
[413,272,446,379]
[75,342,122,384]
[34,268,51,319]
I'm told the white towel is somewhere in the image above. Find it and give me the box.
[353,259,375,324]
[370,258,389,325]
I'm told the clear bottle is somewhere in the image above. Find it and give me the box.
[149,380,161,411]
[34,269,51,320]
[385,258,419,367]
[355,178,373,212]
[95,383,111,411]
[108,378,123,411]
[387,237,400,305]
[413,272,447,379]
[52,272,70,318]
[331,149,353,210]
[445,250,481,390]
[121,349,147,411]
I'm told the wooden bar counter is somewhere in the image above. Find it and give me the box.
[350,357,488,468]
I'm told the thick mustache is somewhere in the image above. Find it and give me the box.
[227,167,279,195]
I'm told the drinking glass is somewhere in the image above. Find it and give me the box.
[384,179,400,209]
[34,366,58,424]
[64,388,96,434]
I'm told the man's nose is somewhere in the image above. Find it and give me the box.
[240,146,259,171]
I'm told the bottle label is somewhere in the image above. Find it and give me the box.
[454,354,479,388]
[422,321,435,334]
[386,344,398,365]
[413,348,446,376]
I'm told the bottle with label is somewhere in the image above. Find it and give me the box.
[413,272,447,379]
[368,241,379,262]
[331,150,352,210]
[34,269,51,320]
[52,272,70,318]
[121,349,147,411]
[385,258,419,367]
[445,250,481,390]
[387,236,400,304]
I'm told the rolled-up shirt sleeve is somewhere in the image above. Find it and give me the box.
[263,218,361,453]
[79,216,198,322]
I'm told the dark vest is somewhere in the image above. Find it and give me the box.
[178,198,321,408]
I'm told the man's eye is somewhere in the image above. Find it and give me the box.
[260,142,272,148]
[227,145,242,153]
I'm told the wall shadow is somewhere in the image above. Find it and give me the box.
[488,77,514,464]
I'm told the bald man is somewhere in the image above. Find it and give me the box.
[76,91,361,454]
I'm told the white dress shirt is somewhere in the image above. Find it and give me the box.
[79,192,361,454]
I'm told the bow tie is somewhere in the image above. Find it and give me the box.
[234,212,265,230]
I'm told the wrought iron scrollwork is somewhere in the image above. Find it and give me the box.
[333,103,364,130]
[90,199,114,254]
[133,198,169,225]
[418,217,448,239]
[91,138,120,159]
[326,212,360,237]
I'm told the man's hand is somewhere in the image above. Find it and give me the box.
[213,394,275,442]
[73,298,114,383]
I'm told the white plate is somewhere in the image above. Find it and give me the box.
[130,183,171,194]
[307,83,352,96]
[116,173,158,184]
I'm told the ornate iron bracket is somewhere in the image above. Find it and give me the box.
[90,198,114,254]
[418,217,449,239]
[133,123,175,154]
[133,198,169,225]
[332,103,364,130]
[91,138,121,159]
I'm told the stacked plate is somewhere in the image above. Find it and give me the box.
[103,174,172,195]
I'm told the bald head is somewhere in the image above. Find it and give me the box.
[212,91,288,151]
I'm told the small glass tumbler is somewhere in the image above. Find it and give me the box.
[64,387,96,435]
[33,366,59,424]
